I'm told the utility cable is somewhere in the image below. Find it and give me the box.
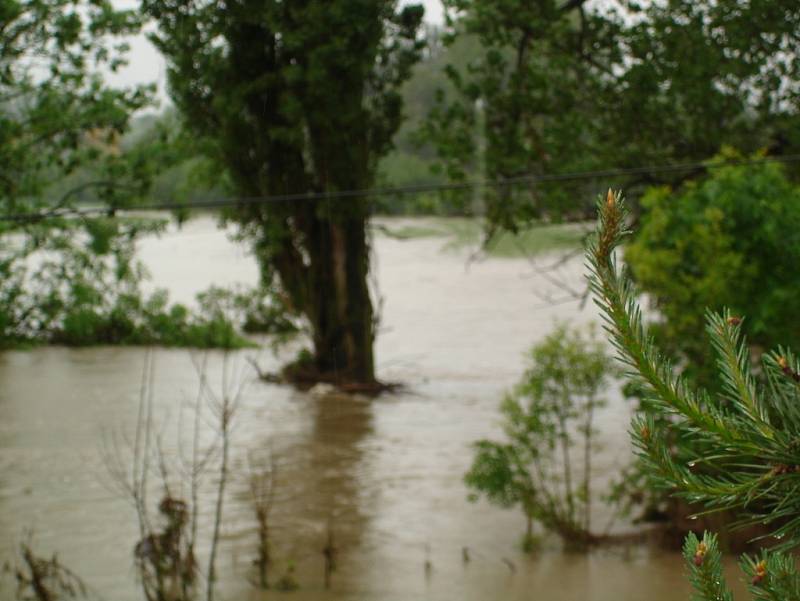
[2,153,799,223]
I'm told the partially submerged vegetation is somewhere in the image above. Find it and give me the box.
[3,537,91,601]
[3,0,800,596]
[2,351,388,600]
[102,352,243,601]
[465,323,616,550]
[0,217,297,350]
[0,214,582,352]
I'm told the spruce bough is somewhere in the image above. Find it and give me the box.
[588,190,800,600]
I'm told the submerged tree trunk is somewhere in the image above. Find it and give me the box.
[267,206,376,387]
[306,214,375,384]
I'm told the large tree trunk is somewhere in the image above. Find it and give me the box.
[307,214,375,384]
[270,208,376,387]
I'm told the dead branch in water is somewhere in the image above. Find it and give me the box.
[101,350,247,601]
[4,536,91,601]
[247,450,277,589]
[200,353,244,601]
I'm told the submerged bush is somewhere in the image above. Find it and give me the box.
[465,323,616,550]
[49,291,253,349]
[3,538,90,601]
[0,218,294,349]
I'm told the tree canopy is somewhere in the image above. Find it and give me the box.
[143,0,425,385]
[609,0,800,168]
[0,0,153,213]
[423,0,622,229]
[0,1,257,349]
[424,0,800,229]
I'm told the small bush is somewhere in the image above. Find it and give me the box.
[0,218,296,349]
[465,323,616,549]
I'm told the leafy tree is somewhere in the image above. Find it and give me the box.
[607,0,800,170]
[2,1,141,346]
[426,0,800,232]
[625,154,800,390]
[422,0,622,230]
[143,0,425,386]
[0,1,254,349]
[465,323,615,550]
[0,0,153,213]
[589,191,800,600]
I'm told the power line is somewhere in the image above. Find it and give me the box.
[3,153,800,223]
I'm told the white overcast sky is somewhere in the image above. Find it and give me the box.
[110,0,444,106]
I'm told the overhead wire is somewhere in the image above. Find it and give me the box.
[2,153,800,224]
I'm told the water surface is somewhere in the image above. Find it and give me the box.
[0,217,744,600]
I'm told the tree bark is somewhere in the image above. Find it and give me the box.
[270,208,376,386]
[306,213,375,384]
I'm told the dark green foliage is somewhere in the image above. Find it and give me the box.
[423,0,621,229]
[626,155,800,390]
[608,1,800,169]
[427,1,800,234]
[465,324,615,548]
[49,290,252,350]
[143,0,425,384]
[588,190,800,600]
[467,441,520,508]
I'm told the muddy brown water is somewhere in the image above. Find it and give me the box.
[0,217,746,600]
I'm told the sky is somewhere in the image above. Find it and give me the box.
[110,0,444,106]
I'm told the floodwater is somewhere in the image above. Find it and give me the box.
[0,217,745,600]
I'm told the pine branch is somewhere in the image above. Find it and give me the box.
[587,190,800,548]
[587,192,753,446]
[706,311,772,438]
[741,549,800,601]
[683,532,734,601]
[588,192,800,600]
